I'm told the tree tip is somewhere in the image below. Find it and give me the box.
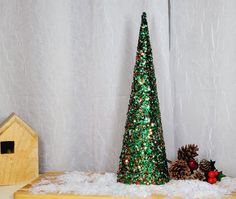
[142,12,147,18]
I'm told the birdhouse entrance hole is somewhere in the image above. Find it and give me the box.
[0,141,15,154]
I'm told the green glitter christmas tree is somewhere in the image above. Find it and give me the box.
[117,12,169,185]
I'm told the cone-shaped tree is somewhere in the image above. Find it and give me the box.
[117,12,169,185]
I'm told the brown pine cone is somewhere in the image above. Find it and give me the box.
[191,170,206,181]
[169,160,191,180]
[177,144,199,161]
[199,159,211,173]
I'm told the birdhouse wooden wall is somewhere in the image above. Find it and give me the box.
[0,113,39,185]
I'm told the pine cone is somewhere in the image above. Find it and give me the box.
[199,159,211,173]
[191,170,206,181]
[169,160,191,180]
[177,144,199,161]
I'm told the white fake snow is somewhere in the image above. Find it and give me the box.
[30,171,236,198]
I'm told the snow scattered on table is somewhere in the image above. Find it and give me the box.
[30,171,236,198]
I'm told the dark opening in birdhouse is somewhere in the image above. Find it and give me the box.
[0,141,15,154]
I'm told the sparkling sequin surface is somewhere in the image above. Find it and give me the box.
[117,12,169,185]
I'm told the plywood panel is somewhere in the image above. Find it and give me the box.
[0,113,39,185]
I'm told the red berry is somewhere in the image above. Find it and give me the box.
[214,171,219,177]
[208,171,216,178]
[208,177,217,184]
[212,178,217,183]
[188,159,198,170]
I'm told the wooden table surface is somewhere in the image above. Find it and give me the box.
[0,183,26,199]
[12,172,236,199]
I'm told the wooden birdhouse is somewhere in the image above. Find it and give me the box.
[0,113,39,185]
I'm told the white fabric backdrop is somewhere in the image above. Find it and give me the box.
[0,0,174,173]
[1,0,236,177]
[171,0,236,176]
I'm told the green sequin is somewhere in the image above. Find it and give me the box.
[117,12,169,185]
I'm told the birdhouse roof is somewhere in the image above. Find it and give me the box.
[0,113,38,139]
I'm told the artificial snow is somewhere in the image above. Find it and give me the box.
[30,171,236,199]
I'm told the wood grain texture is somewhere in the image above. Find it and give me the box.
[0,113,39,185]
[14,172,236,199]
